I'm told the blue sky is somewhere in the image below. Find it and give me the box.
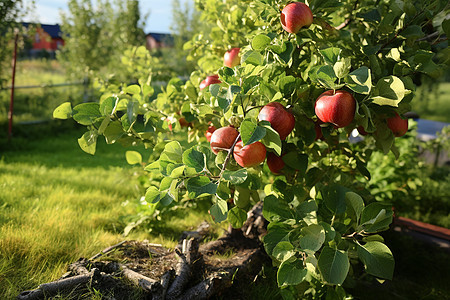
[24,0,191,33]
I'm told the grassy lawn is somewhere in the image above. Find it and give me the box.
[0,123,217,299]
[413,82,450,123]
[0,59,91,124]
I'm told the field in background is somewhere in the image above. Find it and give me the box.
[1,60,450,125]
[0,59,89,124]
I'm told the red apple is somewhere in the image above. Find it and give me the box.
[224,48,240,68]
[387,113,408,137]
[210,126,239,154]
[233,141,266,168]
[315,122,323,140]
[315,90,356,128]
[205,125,216,142]
[281,2,314,34]
[258,102,295,140]
[167,119,173,131]
[178,118,191,128]
[200,74,221,90]
[267,152,285,174]
[357,125,368,136]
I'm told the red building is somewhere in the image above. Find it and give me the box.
[22,23,64,56]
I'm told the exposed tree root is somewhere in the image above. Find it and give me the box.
[17,202,269,300]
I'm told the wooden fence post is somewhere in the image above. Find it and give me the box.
[8,29,19,141]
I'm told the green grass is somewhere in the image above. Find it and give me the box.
[0,124,217,299]
[0,59,93,124]
[413,82,450,123]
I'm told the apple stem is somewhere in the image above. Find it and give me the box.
[217,133,241,180]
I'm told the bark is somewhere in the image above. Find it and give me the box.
[17,270,97,300]
[166,238,200,300]
[121,265,161,293]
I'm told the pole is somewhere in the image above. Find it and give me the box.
[8,30,19,141]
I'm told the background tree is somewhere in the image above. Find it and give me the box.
[58,0,146,82]
[168,0,203,77]
[0,0,29,88]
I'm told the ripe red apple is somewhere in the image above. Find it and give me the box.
[258,102,295,140]
[224,48,240,68]
[205,125,216,142]
[387,113,408,137]
[315,90,356,128]
[210,126,239,154]
[357,125,368,136]
[281,2,314,34]
[267,152,285,174]
[315,122,323,140]
[178,118,191,128]
[233,141,266,168]
[200,74,221,90]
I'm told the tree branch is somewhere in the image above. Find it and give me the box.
[217,133,241,180]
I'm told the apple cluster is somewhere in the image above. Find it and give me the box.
[208,102,295,171]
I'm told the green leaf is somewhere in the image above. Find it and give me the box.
[277,259,307,287]
[318,246,350,285]
[282,152,308,176]
[320,47,342,65]
[357,241,394,280]
[125,84,141,95]
[300,224,326,252]
[142,83,154,98]
[399,25,423,39]
[228,206,247,228]
[316,65,338,89]
[100,96,118,116]
[103,121,124,144]
[371,76,406,107]
[345,192,365,223]
[272,241,295,263]
[333,57,351,79]
[322,185,349,215]
[145,186,160,203]
[222,169,248,185]
[240,119,266,145]
[160,192,175,206]
[242,50,263,65]
[263,194,293,222]
[72,103,101,125]
[186,176,218,199]
[125,151,142,165]
[78,130,97,155]
[359,203,393,233]
[183,147,206,172]
[263,223,291,256]
[346,66,372,94]
[163,141,183,163]
[233,186,251,208]
[194,104,214,116]
[209,84,220,97]
[252,34,272,51]
[209,199,228,223]
[261,122,282,155]
[443,18,450,37]
[278,75,297,95]
[53,102,72,119]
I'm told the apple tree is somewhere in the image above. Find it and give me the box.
[54,0,449,297]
